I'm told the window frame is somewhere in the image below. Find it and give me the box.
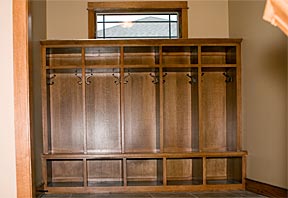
[87,1,188,39]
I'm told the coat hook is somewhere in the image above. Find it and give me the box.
[47,74,56,85]
[123,73,130,84]
[162,72,167,83]
[75,70,82,85]
[223,72,232,83]
[112,73,121,85]
[149,72,159,84]
[85,70,93,85]
[186,74,197,84]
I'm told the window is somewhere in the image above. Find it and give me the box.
[88,1,188,39]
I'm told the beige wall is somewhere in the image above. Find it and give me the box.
[47,0,229,39]
[0,0,17,197]
[229,0,288,189]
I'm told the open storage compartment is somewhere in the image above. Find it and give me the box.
[124,68,160,153]
[162,46,198,65]
[44,68,84,153]
[85,46,120,66]
[124,46,159,66]
[45,159,84,187]
[87,159,124,187]
[206,157,242,185]
[126,158,163,186]
[85,68,121,153]
[46,47,82,67]
[201,46,236,65]
[167,157,203,185]
[201,67,238,152]
[163,67,199,152]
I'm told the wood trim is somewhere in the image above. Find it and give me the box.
[87,1,188,39]
[180,7,188,38]
[245,178,288,198]
[13,0,33,197]
[88,9,95,39]
[88,1,188,10]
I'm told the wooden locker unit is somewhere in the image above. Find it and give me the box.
[41,39,246,193]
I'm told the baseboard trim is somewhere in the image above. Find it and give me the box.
[245,178,288,198]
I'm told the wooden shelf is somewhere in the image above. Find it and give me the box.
[41,38,245,193]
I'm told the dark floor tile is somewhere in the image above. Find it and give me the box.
[42,194,71,198]
[192,192,234,198]
[150,192,194,198]
[89,193,152,198]
[191,191,266,198]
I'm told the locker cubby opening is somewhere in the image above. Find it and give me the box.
[162,46,198,65]
[126,159,163,186]
[45,69,84,153]
[87,159,124,187]
[167,158,203,185]
[163,67,199,152]
[85,68,121,153]
[46,47,82,67]
[201,67,238,152]
[85,47,120,66]
[201,46,236,65]
[124,46,159,65]
[46,159,84,187]
[124,68,160,153]
[206,157,242,185]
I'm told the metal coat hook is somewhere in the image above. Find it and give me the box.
[186,74,197,84]
[85,70,93,85]
[162,72,167,83]
[123,73,130,84]
[112,73,121,85]
[223,72,233,83]
[47,74,56,85]
[149,72,159,84]
[75,70,82,85]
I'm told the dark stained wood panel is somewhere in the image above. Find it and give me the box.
[87,160,122,182]
[51,160,83,182]
[86,73,121,153]
[167,159,192,180]
[201,72,226,151]
[163,72,192,152]
[127,160,157,182]
[49,73,84,153]
[124,72,159,153]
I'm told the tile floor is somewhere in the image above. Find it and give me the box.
[41,191,266,198]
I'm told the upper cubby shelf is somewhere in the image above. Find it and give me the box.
[41,39,241,69]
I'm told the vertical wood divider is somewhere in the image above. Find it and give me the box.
[203,156,206,185]
[83,159,87,187]
[163,157,167,186]
[120,46,125,153]
[42,158,47,188]
[236,44,242,151]
[82,47,87,154]
[42,46,48,154]
[198,45,203,151]
[159,46,164,152]
[242,155,247,189]
[123,158,127,186]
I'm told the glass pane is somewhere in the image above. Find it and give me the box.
[104,22,170,38]
[170,14,178,21]
[96,13,179,38]
[171,23,178,37]
[97,15,104,22]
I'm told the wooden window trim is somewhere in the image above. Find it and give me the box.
[87,1,188,39]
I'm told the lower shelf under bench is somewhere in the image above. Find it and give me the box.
[42,151,247,193]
